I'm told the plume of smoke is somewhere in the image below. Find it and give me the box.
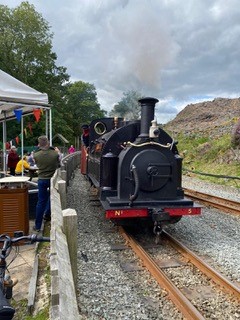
[76,0,179,93]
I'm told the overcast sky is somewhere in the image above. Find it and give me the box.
[2,0,240,123]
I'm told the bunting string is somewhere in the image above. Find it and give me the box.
[5,121,36,148]
[5,107,44,148]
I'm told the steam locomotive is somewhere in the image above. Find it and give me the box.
[81,97,201,234]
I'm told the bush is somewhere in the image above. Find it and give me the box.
[231,118,240,147]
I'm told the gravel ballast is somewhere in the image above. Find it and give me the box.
[67,171,240,319]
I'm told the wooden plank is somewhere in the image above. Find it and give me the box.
[27,253,39,314]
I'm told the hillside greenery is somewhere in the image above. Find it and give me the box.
[169,131,240,188]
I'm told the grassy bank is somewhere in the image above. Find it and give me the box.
[173,132,240,188]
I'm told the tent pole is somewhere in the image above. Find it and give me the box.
[21,114,24,176]
[45,109,49,139]
[3,111,7,174]
[49,108,52,146]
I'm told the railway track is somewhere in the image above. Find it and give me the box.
[119,227,240,320]
[184,188,240,215]
[72,171,240,319]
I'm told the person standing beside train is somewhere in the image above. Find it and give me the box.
[80,124,90,175]
[81,124,90,148]
[33,135,60,232]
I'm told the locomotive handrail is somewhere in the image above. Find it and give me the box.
[126,141,173,149]
[129,165,139,205]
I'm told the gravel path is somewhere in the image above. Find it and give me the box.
[179,176,240,282]
[67,172,240,320]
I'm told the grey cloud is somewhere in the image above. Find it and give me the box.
[2,0,240,123]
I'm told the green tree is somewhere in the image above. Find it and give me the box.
[0,2,70,143]
[109,90,143,119]
[65,81,106,142]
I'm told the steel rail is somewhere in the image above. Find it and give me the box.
[163,231,240,300]
[119,227,205,320]
[184,188,240,215]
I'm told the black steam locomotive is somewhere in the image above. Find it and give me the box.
[81,97,201,234]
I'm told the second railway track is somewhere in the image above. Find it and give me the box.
[184,188,240,215]
[120,227,240,320]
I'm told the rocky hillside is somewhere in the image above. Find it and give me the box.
[164,97,240,137]
[163,97,240,172]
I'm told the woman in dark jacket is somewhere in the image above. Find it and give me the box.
[7,146,19,175]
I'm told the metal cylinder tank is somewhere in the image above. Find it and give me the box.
[101,152,118,190]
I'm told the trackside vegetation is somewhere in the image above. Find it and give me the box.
[170,131,240,188]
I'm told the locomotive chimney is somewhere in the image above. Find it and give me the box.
[138,97,159,138]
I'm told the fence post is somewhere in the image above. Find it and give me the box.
[62,208,78,293]
[61,170,67,181]
[58,180,67,210]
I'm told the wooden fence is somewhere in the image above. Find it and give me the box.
[49,152,81,320]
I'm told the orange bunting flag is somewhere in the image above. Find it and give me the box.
[15,136,19,145]
[33,109,41,122]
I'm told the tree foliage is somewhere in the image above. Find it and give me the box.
[109,90,143,120]
[0,2,69,95]
[0,2,70,144]
[0,2,107,147]
[64,81,106,138]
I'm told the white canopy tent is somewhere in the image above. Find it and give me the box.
[0,69,52,174]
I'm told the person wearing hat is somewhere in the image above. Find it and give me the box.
[80,125,90,175]
[81,124,89,148]
[7,145,19,176]
[33,135,60,232]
